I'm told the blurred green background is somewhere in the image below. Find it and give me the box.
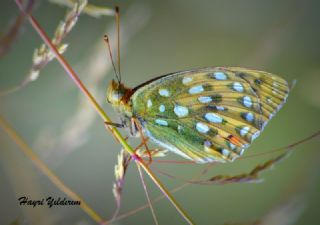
[0,0,319,225]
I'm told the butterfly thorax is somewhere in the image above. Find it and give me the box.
[106,80,134,118]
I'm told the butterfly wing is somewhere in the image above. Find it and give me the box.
[131,67,290,163]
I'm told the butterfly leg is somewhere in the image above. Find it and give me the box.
[104,121,126,128]
[132,118,153,165]
[103,121,127,145]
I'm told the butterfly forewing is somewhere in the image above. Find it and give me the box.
[131,67,290,163]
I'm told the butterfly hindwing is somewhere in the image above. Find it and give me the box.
[131,67,290,163]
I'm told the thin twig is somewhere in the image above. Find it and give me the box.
[0,115,105,224]
[0,0,34,57]
[136,163,159,225]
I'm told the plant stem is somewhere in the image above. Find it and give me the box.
[0,116,105,224]
[136,163,159,225]
[14,1,195,224]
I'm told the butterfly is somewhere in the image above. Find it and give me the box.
[106,67,290,163]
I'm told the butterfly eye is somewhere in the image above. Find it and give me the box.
[107,90,123,104]
[106,80,133,106]
[107,80,122,104]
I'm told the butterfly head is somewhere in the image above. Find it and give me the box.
[106,80,133,114]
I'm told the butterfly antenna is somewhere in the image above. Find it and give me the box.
[103,34,120,83]
[115,6,121,83]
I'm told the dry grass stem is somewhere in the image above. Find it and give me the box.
[0,0,87,96]
[50,0,115,17]
[0,0,34,58]
[206,152,289,184]
[136,164,159,225]
[27,0,87,82]
[111,149,131,221]
[0,116,105,224]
